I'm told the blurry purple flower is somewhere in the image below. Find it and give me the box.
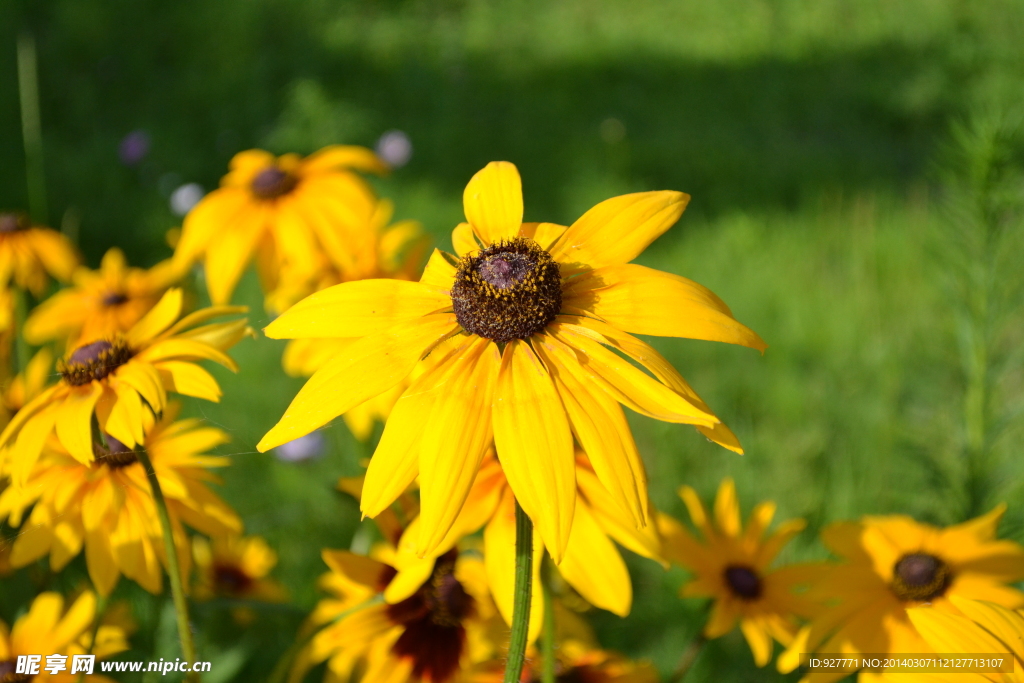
[119,130,150,166]
[169,183,204,216]
[376,130,412,168]
[275,432,325,462]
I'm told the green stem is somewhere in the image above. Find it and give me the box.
[541,558,556,683]
[13,288,30,377]
[503,500,533,683]
[17,31,48,224]
[668,633,706,683]
[136,445,200,683]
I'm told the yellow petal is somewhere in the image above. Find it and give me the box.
[258,314,458,451]
[563,264,766,350]
[463,162,523,245]
[10,406,58,486]
[126,288,183,346]
[155,361,222,402]
[739,617,774,667]
[51,591,95,648]
[577,466,663,562]
[547,324,717,426]
[451,223,480,258]
[907,605,1014,656]
[519,222,566,250]
[139,338,238,371]
[535,335,646,526]
[484,489,544,643]
[204,203,268,305]
[175,189,250,266]
[85,529,120,597]
[55,383,103,464]
[103,383,145,447]
[704,598,739,638]
[301,145,388,175]
[556,499,632,616]
[417,338,500,556]
[420,249,458,291]
[947,596,1024,662]
[264,279,451,340]
[549,191,689,270]
[117,361,167,413]
[491,340,575,563]
[713,478,741,537]
[754,519,806,569]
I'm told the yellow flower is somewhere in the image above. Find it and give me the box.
[381,450,662,643]
[257,161,765,563]
[24,247,181,349]
[0,211,79,296]
[0,591,129,682]
[291,543,505,683]
[658,477,820,667]
[192,534,288,603]
[0,288,249,484]
[173,146,387,306]
[0,404,242,595]
[475,640,659,683]
[902,596,1024,683]
[778,506,1024,682]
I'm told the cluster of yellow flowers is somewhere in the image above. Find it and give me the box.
[2,148,1023,682]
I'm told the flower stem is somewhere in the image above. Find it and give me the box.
[17,31,48,224]
[668,633,706,683]
[136,445,200,682]
[503,500,533,683]
[540,557,556,683]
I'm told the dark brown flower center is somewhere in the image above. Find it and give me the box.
[451,237,562,342]
[250,166,298,199]
[385,550,474,683]
[723,564,762,600]
[0,213,27,233]
[94,434,138,469]
[59,339,134,386]
[892,553,951,602]
[0,659,32,683]
[102,291,129,306]
[213,563,255,596]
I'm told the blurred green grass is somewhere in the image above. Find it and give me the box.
[3,1,1024,681]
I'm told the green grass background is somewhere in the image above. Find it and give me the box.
[2,1,1024,681]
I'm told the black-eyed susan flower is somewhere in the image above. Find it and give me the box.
[0,404,241,596]
[192,534,287,603]
[24,247,180,349]
[386,450,663,642]
[0,591,129,682]
[258,161,765,563]
[0,288,248,483]
[173,146,387,306]
[290,543,505,683]
[778,506,1024,682]
[658,477,822,667]
[0,211,79,297]
[905,596,1024,683]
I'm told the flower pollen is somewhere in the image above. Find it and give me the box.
[251,166,298,199]
[385,550,474,683]
[451,237,561,342]
[102,291,130,306]
[213,563,255,596]
[0,659,32,683]
[891,553,951,602]
[59,339,134,386]
[723,564,762,600]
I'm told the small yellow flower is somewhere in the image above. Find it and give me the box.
[258,161,764,563]
[0,288,249,483]
[778,506,1024,683]
[903,596,1024,683]
[192,534,288,603]
[173,146,387,306]
[658,477,820,667]
[291,543,505,683]
[0,404,242,595]
[24,247,181,349]
[381,450,663,642]
[0,211,79,296]
[0,591,129,682]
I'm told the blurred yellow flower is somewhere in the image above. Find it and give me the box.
[902,596,1024,683]
[778,506,1024,682]
[0,347,52,476]
[476,639,659,683]
[0,591,129,682]
[291,545,505,683]
[387,450,663,643]
[173,146,387,306]
[0,288,248,483]
[192,534,288,603]
[0,404,241,596]
[24,247,181,349]
[658,478,821,667]
[258,161,764,563]
[0,211,79,297]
